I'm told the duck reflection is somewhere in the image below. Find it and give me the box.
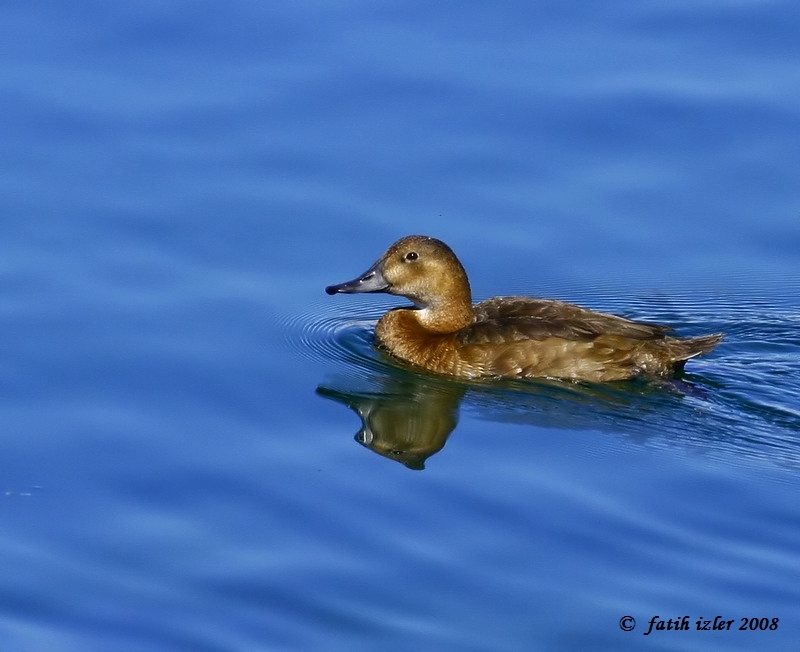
[317,376,465,470]
[316,366,694,470]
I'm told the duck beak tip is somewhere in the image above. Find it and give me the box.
[325,263,390,295]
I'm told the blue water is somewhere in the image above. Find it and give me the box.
[2,2,800,651]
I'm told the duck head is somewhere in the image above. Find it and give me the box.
[326,235,474,332]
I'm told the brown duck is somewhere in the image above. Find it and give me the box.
[326,235,723,382]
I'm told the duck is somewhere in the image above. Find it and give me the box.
[325,235,723,382]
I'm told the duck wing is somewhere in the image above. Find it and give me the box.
[463,297,671,344]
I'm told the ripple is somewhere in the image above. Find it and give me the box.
[279,300,395,377]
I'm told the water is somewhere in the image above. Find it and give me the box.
[2,1,799,651]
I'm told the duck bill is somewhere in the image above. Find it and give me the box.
[325,261,391,295]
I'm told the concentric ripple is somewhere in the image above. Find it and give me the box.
[280,300,397,377]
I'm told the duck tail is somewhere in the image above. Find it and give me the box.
[672,333,724,364]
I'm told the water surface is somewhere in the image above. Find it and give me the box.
[2,1,799,651]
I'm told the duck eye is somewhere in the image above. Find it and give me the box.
[404,251,418,261]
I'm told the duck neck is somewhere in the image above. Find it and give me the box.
[414,304,473,333]
[414,283,474,333]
